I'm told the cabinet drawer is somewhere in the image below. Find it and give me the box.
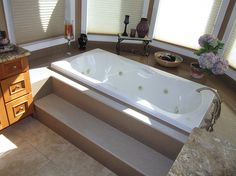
[6,93,33,125]
[0,91,9,130]
[0,57,29,79]
[1,71,31,102]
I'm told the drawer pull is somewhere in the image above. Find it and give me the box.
[12,65,17,69]
[12,85,20,92]
[17,106,24,114]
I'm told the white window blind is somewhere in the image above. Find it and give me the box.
[224,19,236,69]
[153,0,222,49]
[87,0,144,34]
[11,0,65,44]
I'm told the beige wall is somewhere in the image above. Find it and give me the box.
[0,0,8,35]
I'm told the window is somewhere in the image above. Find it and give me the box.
[10,0,65,44]
[87,0,144,35]
[152,0,223,49]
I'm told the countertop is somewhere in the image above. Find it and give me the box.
[0,46,30,63]
[168,128,236,176]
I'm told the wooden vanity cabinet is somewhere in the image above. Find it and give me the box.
[0,56,33,130]
[0,90,9,130]
[0,57,29,80]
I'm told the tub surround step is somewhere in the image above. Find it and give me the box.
[34,94,173,176]
[51,76,184,160]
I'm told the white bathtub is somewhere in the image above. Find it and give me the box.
[51,49,215,133]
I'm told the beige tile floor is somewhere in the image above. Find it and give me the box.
[0,117,117,176]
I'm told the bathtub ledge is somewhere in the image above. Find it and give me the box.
[167,128,236,175]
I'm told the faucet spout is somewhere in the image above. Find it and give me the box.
[196,87,221,132]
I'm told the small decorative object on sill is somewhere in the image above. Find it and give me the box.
[0,30,15,53]
[0,30,9,46]
[136,18,149,38]
[190,62,204,79]
[0,31,7,40]
[154,51,183,67]
[122,15,129,36]
[64,20,74,46]
[78,34,88,49]
[193,34,229,78]
[64,20,74,55]
[130,29,136,37]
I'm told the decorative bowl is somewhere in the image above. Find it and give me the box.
[190,62,204,79]
[154,52,183,67]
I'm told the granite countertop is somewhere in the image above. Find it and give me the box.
[0,46,30,63]
[168,128,236,176]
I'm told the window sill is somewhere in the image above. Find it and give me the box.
[151,40,198,59]
[226,68,236,81]
[19,36,72,52]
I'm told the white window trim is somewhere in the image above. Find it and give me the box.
[82,0,150,43]
[3,0,15,44]
[222,2,236,81]
[3,0,75,51]
[81,0,88,34]
[19,36,67,52]
[149,0,230,59]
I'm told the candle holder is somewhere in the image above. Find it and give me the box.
[64,21,74,55]
[130,29,136,37]
[122,15,129,36]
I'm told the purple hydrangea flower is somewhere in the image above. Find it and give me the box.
[198,52,216,69]
[211,57,229,75]
[208,38,218,48]
[196,34,228,75]
[198,34,215,47]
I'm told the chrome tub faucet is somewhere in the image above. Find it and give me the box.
[196,87,221,132]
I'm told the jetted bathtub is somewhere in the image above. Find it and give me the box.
[51,49,215,133]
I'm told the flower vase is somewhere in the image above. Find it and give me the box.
[190,62,204,79]
[136,18,149,38]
